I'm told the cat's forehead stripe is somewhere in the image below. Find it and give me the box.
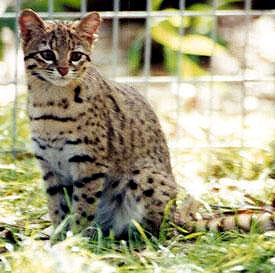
[47,24,74,51]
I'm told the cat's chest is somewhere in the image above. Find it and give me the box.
[33,134,85,181]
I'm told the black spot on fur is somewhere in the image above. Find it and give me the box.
[74,181,85,188]
[35,154,47,161]
[46,185,61,195]
[140,119,145,125]
[60,203,69,213]
[81,173,106,184]
[74,86,83,103]
[114,193,123,205]
[84,136,89,144]
[112,180,120,188]
[143,188,154,197]
[128,179,138,190]
[81,193,87,199]
[86,197,95,204]
[95,191,102,198]
[107,95,120,112]
[87,215,94,221]
[119,134,124,145]
[73,195,79,201]
[81,211,87,217]
[43,171,53,181]
[54,210,59,215]
[33,115,76,122]
[132,170,140,175]
[147,177,154,184]
[69,155,95,163]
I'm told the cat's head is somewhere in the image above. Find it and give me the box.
[19,9,100,87]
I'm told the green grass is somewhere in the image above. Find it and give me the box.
[0,97,274,272]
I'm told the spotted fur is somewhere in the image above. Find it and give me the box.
[19,9,176,238]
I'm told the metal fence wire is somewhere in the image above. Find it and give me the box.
[0,0,274,157]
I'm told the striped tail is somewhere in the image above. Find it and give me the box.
[185,211,275,232]
[173,195,275,233]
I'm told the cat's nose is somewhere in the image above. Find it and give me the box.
[57,67,69,76]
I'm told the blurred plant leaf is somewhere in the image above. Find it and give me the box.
[152,20,227,56]
[21,0,48,12]
[163,47,207,78]
[217,0,244,8]
[128,34,144,75]
[188,3,213,11]
[161,8,191,28]
[21,0,80,12]
[152,0,164,11]
[0,37,3,60]
[188,4,213,34]
[55,0,81,11]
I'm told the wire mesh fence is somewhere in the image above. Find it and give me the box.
[0,0,274,160]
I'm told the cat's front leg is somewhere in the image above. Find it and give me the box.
[36,155,72,227]
[68,155,109,232]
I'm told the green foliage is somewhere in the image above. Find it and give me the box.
[128,34,144,74]
[20,0,80,12]
[152,0,164,11]
[0,35,3,60]
[163,46,207,78]
[205,147,273,180]
[187,232,275,273]
[0,18,16,60]
[128,0,242,77]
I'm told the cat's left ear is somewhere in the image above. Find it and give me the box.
[76,12,101,42]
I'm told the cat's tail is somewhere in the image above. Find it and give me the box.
[173,195,275,233]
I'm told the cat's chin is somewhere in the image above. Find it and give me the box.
[47,78,73,87]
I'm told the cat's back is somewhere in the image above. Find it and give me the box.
[85,68,172,172]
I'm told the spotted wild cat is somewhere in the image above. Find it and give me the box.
[19,9,177,238]
[19,9,274,238]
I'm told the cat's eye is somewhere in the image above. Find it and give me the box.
[40,50,56,61]
[70,52,83,62]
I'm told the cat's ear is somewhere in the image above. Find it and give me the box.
[76,12,101,42]
[19,9,46,43]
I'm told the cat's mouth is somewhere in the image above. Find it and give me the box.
[39,71,75,87]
